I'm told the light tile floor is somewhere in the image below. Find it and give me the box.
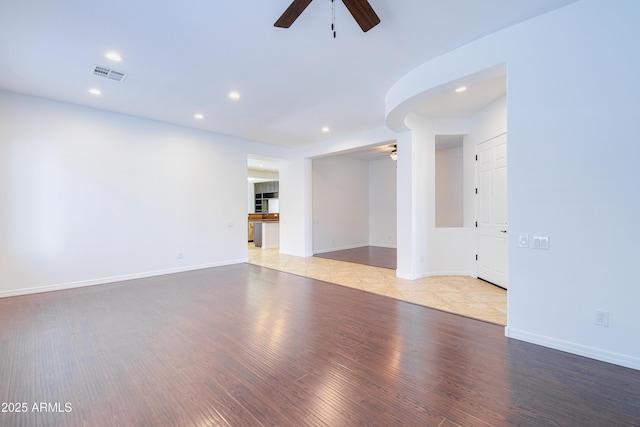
[248,245,507,325]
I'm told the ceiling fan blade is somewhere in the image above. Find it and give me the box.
[274,0,313,28]
[341,0,380,32]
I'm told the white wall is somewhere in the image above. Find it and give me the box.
[435,145,463,227]
[247,182,255,213]
[312,156,369,253]
[279,157,313,257]
[506,0,640,369]
[369,157,397,248]
[400,115,477,278]
[0,91,252,297]
[432,96,507,278]
[396,124,430,279]
[282,126,397,257]
[386,0,640,370]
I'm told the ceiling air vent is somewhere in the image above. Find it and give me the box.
[93,65,127,82]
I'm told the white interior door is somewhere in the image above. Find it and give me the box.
[477,133,508,288]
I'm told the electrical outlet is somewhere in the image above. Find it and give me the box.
[595,310,609,327]
[177,252,183,260]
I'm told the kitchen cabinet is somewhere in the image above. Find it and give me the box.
[255,181,279,213]
[255,181,279,194]
[255,193,263,213]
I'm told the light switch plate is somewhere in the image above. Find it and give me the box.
[533,236,550,250]
[519,235,529,248]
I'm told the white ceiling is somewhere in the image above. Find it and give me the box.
[343,143,397,161]
[0,0,577,148]
[415,75,507,118]
[342,134,465,162]
[248,158,281,172]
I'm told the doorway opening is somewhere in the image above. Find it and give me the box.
[310,142,398,270]
[247,156,280,250]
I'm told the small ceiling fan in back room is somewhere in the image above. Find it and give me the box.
[274,0,380,35]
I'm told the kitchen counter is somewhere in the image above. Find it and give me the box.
[253,221,279,249]
[248,213,279,221]
[248,213,280,244]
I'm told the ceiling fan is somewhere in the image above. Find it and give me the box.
[275,0,380,33]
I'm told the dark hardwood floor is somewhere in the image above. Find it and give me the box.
[1,264,639,426]
[314,246,397,269]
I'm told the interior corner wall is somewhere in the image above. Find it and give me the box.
[312,156,369,253]
[369,157,397,248]
[0,90,250,297]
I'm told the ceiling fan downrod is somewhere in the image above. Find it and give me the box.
[332,0,336,38]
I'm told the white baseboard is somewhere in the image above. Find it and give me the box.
[425,270,477,278]
[505,327,640,371]
[396,271,476,281]
[396,271,423,280]
[367,243,397,249]
[278,250,313,258]
[0,259,247,299]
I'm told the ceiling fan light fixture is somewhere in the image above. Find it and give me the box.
[274,0,380,33]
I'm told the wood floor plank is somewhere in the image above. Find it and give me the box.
[314,245,397,269]
[1,264,639,427]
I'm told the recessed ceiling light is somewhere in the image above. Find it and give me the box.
[88,88,102,96]
[105,52,122,62]
[455,86,467,93]
[194,113,204,119]
[229,91,240,100]
[321,126,330,132]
